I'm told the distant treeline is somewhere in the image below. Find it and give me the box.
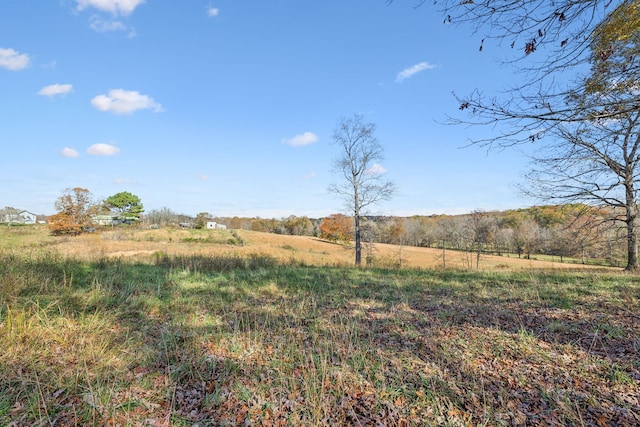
[143,205,627,267]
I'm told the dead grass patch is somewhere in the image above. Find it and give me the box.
[16,226,617,272]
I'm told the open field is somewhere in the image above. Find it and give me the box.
[0,225,617,271]
[1,226,639,425]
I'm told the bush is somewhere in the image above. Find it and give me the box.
[47,213,82,236]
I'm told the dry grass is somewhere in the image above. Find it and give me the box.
[2,226,637,426]
[13,225,615,272]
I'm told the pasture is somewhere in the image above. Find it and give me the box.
[0,226,638,425]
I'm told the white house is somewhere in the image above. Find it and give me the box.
[1,208,36,224]
[18,211,36,224]
[206,221,227,230]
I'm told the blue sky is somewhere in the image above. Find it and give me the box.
[1,0,534,218]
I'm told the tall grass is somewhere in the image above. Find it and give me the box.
[1,249,638,425]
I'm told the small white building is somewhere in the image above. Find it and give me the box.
[19,211,36,224]
[206,221,227,230]
[1,209,36,224]
[92,215,121,226]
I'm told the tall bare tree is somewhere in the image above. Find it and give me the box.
[329,114,396,266]
[454,1,640,269]
[465,210,494,269]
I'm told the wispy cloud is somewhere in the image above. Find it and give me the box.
[87,143,120,156]
[38,83,73,98]
[303,172,317,179]
[395,61,437,82]
[196,173,210,181]
[0,47,30,71]
[61,147,80,158]
[76,0,145,16]
[206,6,219,17]
[282,131,319,147]
[91,89,163,114]
[365,163,387,175]
[88,17,136,36]
[90,17,125,32]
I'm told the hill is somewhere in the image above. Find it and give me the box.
[9,226,614,271]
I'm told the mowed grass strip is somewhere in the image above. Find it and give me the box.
[1,248,639,426]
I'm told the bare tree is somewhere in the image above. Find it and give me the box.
[465,210,494,269]
[389,0,622,89]
[525,6,640,270]
[145,207,178,226]
[513,218,543,260]
[386,2,640,269]
[329,114,396,266]
[443,2,640,270]
[430,0,640,140]
[434,217,455,269]
[435,1,614,71]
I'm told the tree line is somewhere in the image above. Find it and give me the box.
[149,205,630,267]
[42,186,631,267]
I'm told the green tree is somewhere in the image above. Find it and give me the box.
[282,215,313,236]
[105,191,144,222]
[329,114,396,266]
[195,212,211,229]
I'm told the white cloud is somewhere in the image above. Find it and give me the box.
[365,163,387,175]
[0,47,30,71]
[395,61,437,82]
[282,131,319,147]
[38,83,73,97]
[196,173,210,181]
[207,7,219,17]
[76,0,145,16]
[87,143,120,156]
[91,89,163,114]
[303,172,317,179]
[61,147,80,158]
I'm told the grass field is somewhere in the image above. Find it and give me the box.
[1,226,639,425]
[0,225,615,271]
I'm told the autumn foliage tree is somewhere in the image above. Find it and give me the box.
[319,214,353,243]
[47,212,83,236]
[48,187,96,235]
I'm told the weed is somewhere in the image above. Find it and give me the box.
[609,367,634,385]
